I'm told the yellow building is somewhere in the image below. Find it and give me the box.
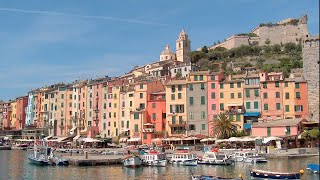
[165,80,187,136]
[219,76,245,130]
[283,80,296,119]
[10,101,17,128]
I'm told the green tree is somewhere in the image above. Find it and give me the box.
[191,51,207,63]
[175,72,182,79]
[201,46,208,53]
[210,112,239,139]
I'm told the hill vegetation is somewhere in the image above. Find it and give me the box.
[191,42,303,77]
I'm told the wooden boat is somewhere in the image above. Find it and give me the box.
[140,150,167,167]
[250,169,304,179]
[198,151,234,166]
[307,164,319,173]
[191,172,243,180]
[170,149,198,166]
[123,155,142,168]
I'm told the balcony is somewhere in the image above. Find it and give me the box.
[225,109,245,115]
[171,130,186,135]
[142,128,155,133]
[169,122,186,127]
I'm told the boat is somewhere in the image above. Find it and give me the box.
[198,151,234,166]
[140,150,167,167]
[123,155,143,168]
[307,164,320,173]
[250,169,304,179]
[170,149,198,166]
[191,172,243,180]
[233,152,267,163]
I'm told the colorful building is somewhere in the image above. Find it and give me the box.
[15,96,28,130]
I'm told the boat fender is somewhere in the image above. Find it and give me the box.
[300,169,304,174]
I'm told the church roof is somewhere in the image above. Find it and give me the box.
[161,44,175,55]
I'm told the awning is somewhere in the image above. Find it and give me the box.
[151,138,162,142]
[226,103,243,107]
[127,138,141,142]
[144,123,154,126]
[244,112,260,117]
[81,137,101,143]
[51,137,69,142]
[244,123,252,129]
[119,138,128,143]
[73,135,81,141]
[44,135,53,140]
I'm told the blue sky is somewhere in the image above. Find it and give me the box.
[0,0,319,100]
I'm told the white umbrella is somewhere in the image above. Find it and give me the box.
[200,138,209,142]
[215,139,227,143]
[82,138,101,143]
[227,137,242,142]
[263,136,282,144]
[241,137,255,142]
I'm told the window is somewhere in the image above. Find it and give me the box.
[295,83,300,89]
[263,93,268,99]
[122,111,124,117]
[211,83,215,89]
[189,124,195,131]
[134,124,139,132]
[254,102,258,109]
[210,75,215,80]
[108,103,111,107]
[285,105,290,112]
[264,104,268,110]
[139,93,143,99]
[236,115,241,121]
[211,104,216,110]
[61,94,64,99]
[178,85,182,91]
[276,92,280,98]
[189,112,194,119]
[114,122,116,127]
[171,94,175,100]
[143,133,147,140]
[202,124,206,130]
[201,111,205,119]
[263,82,267,89]
[103,123,106,130]
[214,115,218,120]
[129,101,132,107]
[285,92,290,99]
[238,92,242,98]
[171,85,175,93]
[200,83,205,90]
[254,89,259,97]
[201,96,205,105]
[194,75,198,81]
[285,82,288,87]
[267,127,271,136]
[220,93,224,98]
[140,84,143,89]
[230,93,235,99]
[172,116,176,124]
[220,103,224,110]
[179,116,183,124]
[246,102,251,109]
[211,92,216,99]
[229,115,234,120]
[129,93,133,97]
[220,83,224,89]
[237,82,241,88]
[152,113,156,120]
[178,93,182,99]
[199,75,204,81]
[276,103,281,110]
[189,97,194,105]
[113,112,116,118]
[275,81,279,88]
[189,84,193,91]
[230,83,234,88]
[294,105,303,112]
[286,126,291,135]
[152,103,156,108]
[246,90,250,98]
[134,113,139,119]
[296,92,301,99]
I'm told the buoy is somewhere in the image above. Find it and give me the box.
[300,169,304,174]
[239,173,243,179]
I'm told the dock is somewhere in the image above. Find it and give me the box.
[0,146,11,150]
[59,154,124,166]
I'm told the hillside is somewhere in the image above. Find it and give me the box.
[191,42,303,77]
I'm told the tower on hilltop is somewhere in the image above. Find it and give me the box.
[176,29,191,63]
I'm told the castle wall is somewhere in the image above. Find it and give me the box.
[303,36,319,122]
[209,35,249,50]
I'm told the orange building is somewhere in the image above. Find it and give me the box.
[15,96,28,130]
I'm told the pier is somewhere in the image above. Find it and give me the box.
[59,154,124,166]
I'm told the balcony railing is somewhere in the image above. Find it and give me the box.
[142,128,155,133]
[225,109,245,114]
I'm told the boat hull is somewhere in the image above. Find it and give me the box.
[143,160,167,167]
[28,156,50,166]
[123,156,142,168]
[198,159,234,166]
[191,175,242,180]
[250,169,302,179]
[171,159,198,166]
[307,164,320,173]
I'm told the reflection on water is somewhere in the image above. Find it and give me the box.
[0,150,319,180]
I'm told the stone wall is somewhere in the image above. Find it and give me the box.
[303,36,320,122]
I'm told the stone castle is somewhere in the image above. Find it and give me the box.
[302,35,319,122]
[209,15,309,50]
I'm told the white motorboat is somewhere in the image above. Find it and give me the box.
[170,150,198,166]
[198,151,235,165]
[140,150,167,167]
[123,155,143,167]
[233,152,267,163]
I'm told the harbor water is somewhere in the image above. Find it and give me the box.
[0,150,318,180]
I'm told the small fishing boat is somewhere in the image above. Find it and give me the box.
[191,171,243,180]
[170,149,198,166]
[250,169,304,179]
[307,164,320,173]
[28,139,51,166]
[198,151,234,166]
[140,150,167,167]
[232,152,267,163]
[123,155,143,168]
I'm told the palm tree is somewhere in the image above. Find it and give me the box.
[210,112,239,139]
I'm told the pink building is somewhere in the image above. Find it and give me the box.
[251,118,306,137]
[260,72,284,120]
[207,72,225,136]
[15,96,28,130]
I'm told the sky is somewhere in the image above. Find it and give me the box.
[0,0,319,100]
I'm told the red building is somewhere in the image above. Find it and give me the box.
[143,92,166,144]
[15,96,28,130]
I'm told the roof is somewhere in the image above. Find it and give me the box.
[252,118,306,128]
[166,80,186,86]
[284,77,306,83]
[188,71,209,75]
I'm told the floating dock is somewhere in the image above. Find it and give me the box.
[60,154,124,166]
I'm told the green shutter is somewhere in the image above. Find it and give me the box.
[179,116,183,124]
[220,103,224,110]
[199,75,203,81]
[254,89,259,97]
[267,127,271,136]
[296,92,301,99]
[264,104,268,110]
[276,103,281,110]
[276,92,280,98]
[194,75,198,81]
[246,90,250,98]
[178,93,182,99]
[134,124,138,132]
[246,102,251,109]
[220,83,224,89]
[178,85,182,91]
[202,124,206,130]
[201,83,205,90]
[201,96,205,105]
[254,102,258,109]
[230,83,234,88]
[220,93,224,98]
[189,97,194,105]
[286,92,290,99]
[236,115,241,121]
[238,92,242,98]
[171,94,175,100]
[237,82,241,88]
[134,113,139,119]
[172,116,176,124]
[211,83,215,89]
[210,75,215,80]
[286,126,290,135]
[275,81,279,87]
[264,93,268,99]
[295,83,300,89]
[231,93,234,99]
[211,92,216,99]
[189,84,193,91]
[285,105,289,112]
